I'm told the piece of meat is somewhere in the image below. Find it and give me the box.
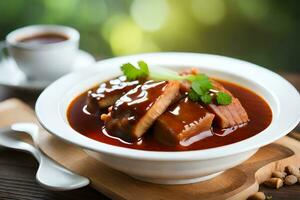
[176,73,249,129]
[179,68,199,93]
[153,97,215,146]
[207,80,249,128]
[102,80,180,142]
[86,76,140,112]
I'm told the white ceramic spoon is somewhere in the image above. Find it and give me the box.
[0,123,90,191]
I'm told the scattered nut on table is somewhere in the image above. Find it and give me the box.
[253,165,300,200]
[247,192,266,200]
[285,165,300,177]
[271,171,287,179]
[284,175,298,185]
[264,177,283,189]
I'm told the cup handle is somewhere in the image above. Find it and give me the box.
[0,41,9,63]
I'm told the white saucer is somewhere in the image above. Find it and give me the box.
[0,50,95,91]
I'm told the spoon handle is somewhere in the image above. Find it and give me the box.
[2,123,90,190]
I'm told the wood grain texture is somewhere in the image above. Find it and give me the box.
[0,98,300,200]
[0,149,108,200]
[0,99,109,199]
[38,132,300,200]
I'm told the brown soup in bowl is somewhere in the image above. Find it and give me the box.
[67,74,272,151]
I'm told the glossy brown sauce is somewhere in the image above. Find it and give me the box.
[86,76,140,113]
[67,79,272,151]
[153,96,214,146]
[91,76,139,101]
[161,97,209,134]
[104,80,168,141]
[112,80,167,119]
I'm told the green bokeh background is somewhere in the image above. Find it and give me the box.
[1,0,299,72]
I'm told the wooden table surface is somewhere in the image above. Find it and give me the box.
[0,73,299,200]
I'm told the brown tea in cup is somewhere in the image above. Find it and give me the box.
[17,33,69,46]
[4,25,79,81]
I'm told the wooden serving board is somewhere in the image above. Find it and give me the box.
[0,98,299,200]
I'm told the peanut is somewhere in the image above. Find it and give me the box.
[247,192,266,200]
[271,171,286,179]
[284,175,297,185]
[264,178,283,189]
[285,165,300,177]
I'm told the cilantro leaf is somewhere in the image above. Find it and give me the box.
[188,89,200,101]
[194,74,213,90]
[190,74,212,96]
[120,61,232,106]
[191,81,204,96]
[121,61,149,80]
[138,61,149,75]
[200,93,212,104]
[216,92,232,105]
[190,74,213,104]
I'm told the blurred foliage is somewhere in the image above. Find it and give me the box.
[0,0,299,72]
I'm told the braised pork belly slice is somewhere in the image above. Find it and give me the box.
[86,76,140,112]
[154,97,215,146]
[207,80,249,128]
[178,77,249,129]
[101,80,180,142]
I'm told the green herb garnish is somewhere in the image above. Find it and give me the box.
[188,89,200,101]
[216,92,232,105]
[188,74,214,104]
[121,61,149,80]
[191,75,212,95]
[121,61,232,105]
[200,93,213,104]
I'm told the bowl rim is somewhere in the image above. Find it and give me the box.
[35,52,300,161]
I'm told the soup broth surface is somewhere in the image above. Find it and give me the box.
[67,79,272,151]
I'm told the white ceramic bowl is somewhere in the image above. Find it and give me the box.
[36,53,300,185]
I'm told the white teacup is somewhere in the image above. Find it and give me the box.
[1,25,79,81]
